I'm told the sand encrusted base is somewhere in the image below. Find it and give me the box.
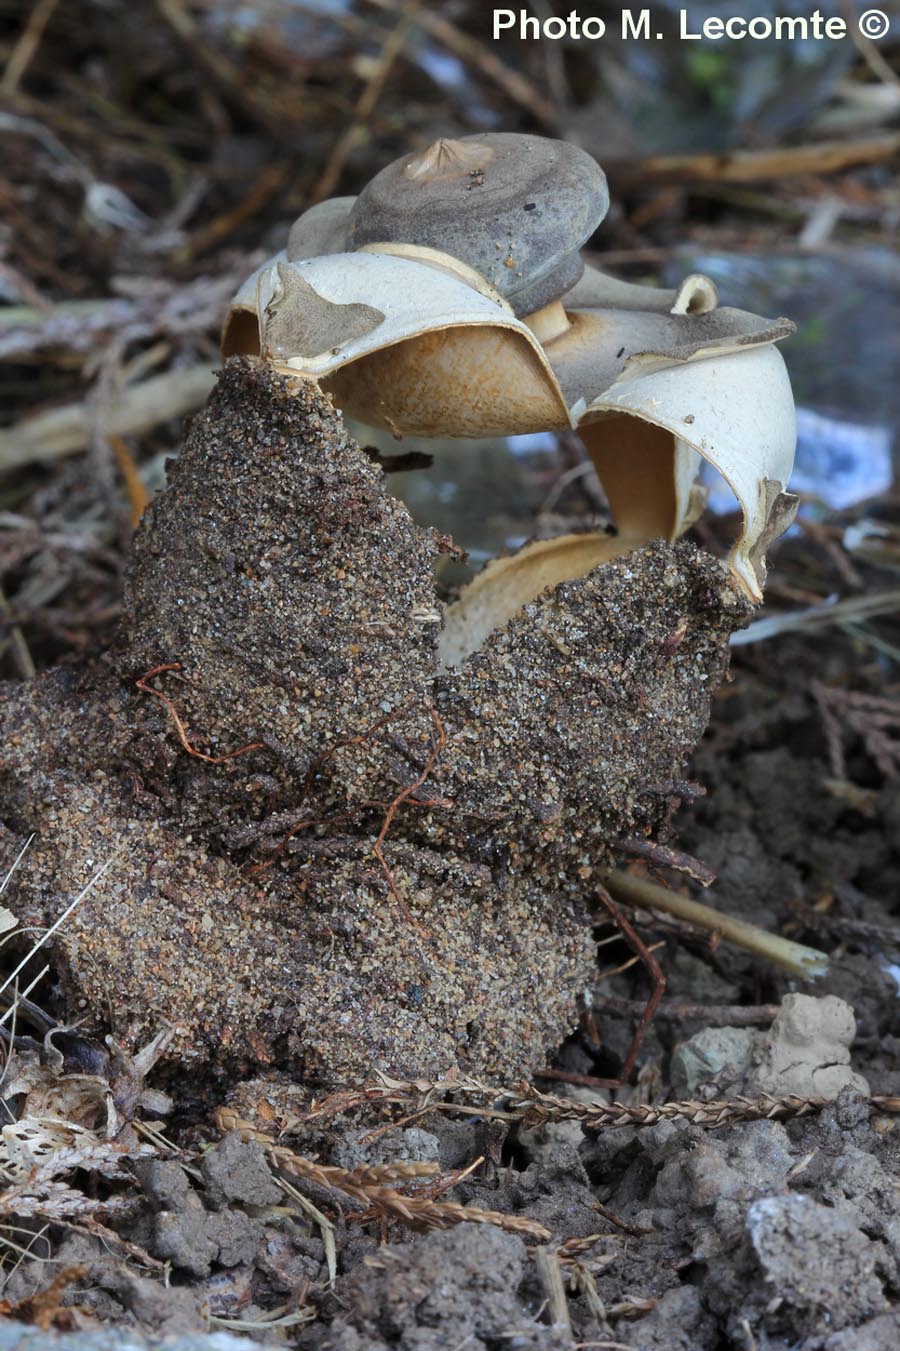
[0,361,751,1088]
[1,664,594,1083]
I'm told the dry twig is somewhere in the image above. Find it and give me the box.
[0,364,215,471]
[611,134,900,185]
[593,995,780,1027]
[363,0,558,125]
[2,0,61,95]
[494,1088,900,1132]
[312,3,421,204]
[535,1245,574,1338]
[599,868,829,979]
[271,1070,900,1137]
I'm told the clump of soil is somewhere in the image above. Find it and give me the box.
[2,427,899,1344]
[298,1224,572,1351]
[7,1060,898,1350]
[0,659,595,1084]
[0,358,749,1087]
[672,992,871,1099]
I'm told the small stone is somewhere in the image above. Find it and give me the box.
[206,1208,261,1268]
[152,1200,218,1279]
[0,361,749,1090]
[334,1125,441,1171]
[747,1193,888,1331]
[201,1132,282,1209]
[135,1158,191,1212]
[749,993,870,1099]
[670,1025,758,1097]
[651,1120,793,1210]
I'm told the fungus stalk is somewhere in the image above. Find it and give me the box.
[523,298,571,344]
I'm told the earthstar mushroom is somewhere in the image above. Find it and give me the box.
[224,131,798,665]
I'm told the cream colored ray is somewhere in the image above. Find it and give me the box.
[438,532,638,668]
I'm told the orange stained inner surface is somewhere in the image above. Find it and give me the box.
[323,325,569,439]
[578,415,679,543]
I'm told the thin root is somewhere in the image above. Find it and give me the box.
[594,885,666,1085]
[373,706,447,938]
[135,663,266,764]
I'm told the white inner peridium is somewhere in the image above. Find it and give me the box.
[222,305,681,670]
